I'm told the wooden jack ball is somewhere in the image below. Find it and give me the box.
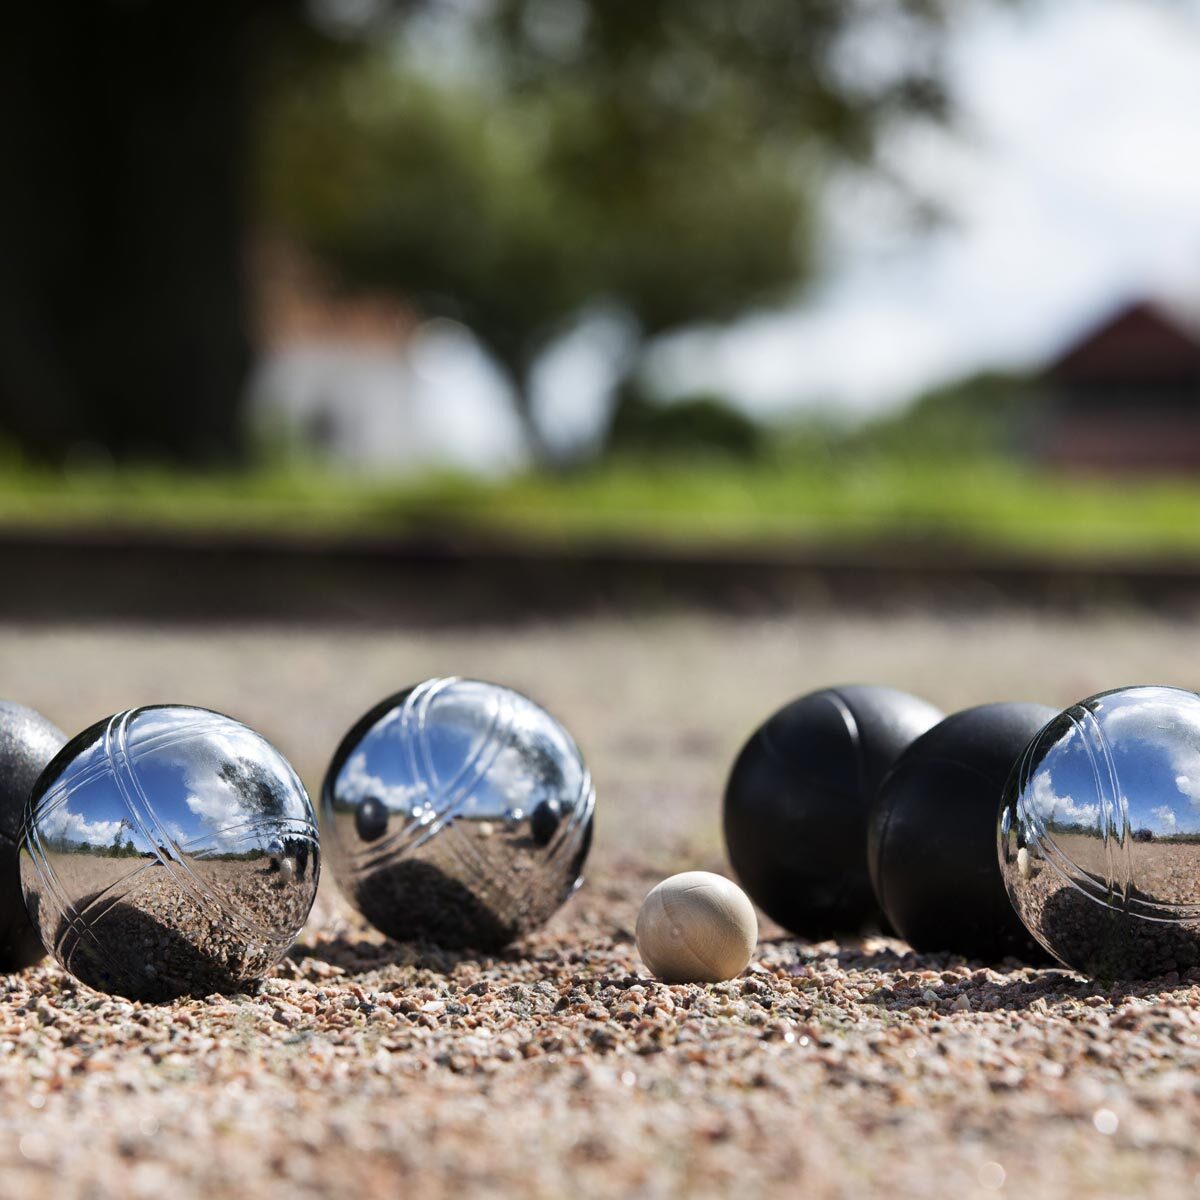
[636,871,757,984]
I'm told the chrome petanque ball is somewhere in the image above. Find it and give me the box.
[321,678,595,950]
[20,706,320,1000]
[1000,685,1200,980]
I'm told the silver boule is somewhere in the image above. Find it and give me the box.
[1000,685,1200,979]
[20,706,319,1000]
[321,678,595,950]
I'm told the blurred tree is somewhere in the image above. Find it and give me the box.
[0,0,958,464]
[262,0,955,462]
[851,371,1038,459]
[607,382,764,461]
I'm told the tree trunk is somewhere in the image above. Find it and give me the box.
[509,375,556,468]
[486,337,564,469]
[0,2,261,463]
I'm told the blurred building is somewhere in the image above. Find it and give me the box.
[248,240,526,475]
[1039,300,1200,473]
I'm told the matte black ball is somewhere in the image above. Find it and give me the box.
[723,685,944,938]
[355,796,389,843]
[0,701,66,969]
[867,702,1057,962]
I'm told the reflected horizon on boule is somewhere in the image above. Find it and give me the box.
[1000,685,1200,979]
[20,706,320,1001]
[321,678,595,950]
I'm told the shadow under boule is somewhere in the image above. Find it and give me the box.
[1039,885,1200,982]
[351,859,518,952]
[53,891,263,1003]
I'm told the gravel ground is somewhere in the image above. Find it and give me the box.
[3,608,1200,1198]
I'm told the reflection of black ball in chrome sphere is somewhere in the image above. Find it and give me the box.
[355,796,389,843]
[322,679,595,950]
[723,685,943,938]
[530,798,562,847]
[868,703,1056,962]
[0,701,66,970]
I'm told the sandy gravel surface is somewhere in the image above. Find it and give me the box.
[2,609,1200,1198]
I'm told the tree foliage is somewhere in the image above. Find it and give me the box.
[851,371,1039,459]
[261,0,957,457]
[607,383,764,461]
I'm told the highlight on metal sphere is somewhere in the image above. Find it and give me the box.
[20,706,320,1000]
[321,678,595,950]
[1000,685,1200,980]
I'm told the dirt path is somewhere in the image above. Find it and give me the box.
[1,611,1199,1198]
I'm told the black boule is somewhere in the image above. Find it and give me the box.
[723,685,944,939]
[867,701,1056,962]
[1,701,66,969]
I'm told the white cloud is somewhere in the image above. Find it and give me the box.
[185,788,250,851]
[172,719,310,852]
[336,749,423,812]
[1152,805,1177,831]
[1099,690,1200,809]
[1027,770,1099,828]
[332,687,584,824]
[42,808,126,849]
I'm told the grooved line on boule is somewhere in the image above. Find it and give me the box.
[35,716,240,819]
[71,861,157,927]
[114,710,304,948]
[1089,705,1132,909]
[1072,707,1127,909]
[105,711,282,951]
[495,687,593,918]
[415,679,508,823]
[417,686,574,927]
[28,823,131,988]
[174,816,317,855]
[354,679,509,875]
